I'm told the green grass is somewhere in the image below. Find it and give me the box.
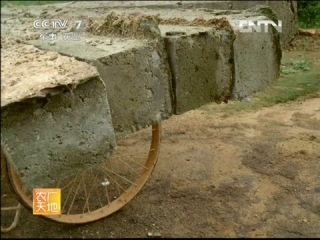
[201,61,320,114]
[261,71,320,104]
[280,58,311,76]
[297,1,320,28]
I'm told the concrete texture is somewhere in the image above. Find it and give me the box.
[99,1,297,49]
[1,77,116,192]
[118,0,297,49]
[0,0,297,49]
[191,1,297,50]
[28,15,173,138]
[0,42,100,107]
[232,27,282,99]
[1,3,284,190]
[206,1,297,50]
[94,44,173,137]
[106,7,281,100]
[220,1,298,50]
[1,42,116,191]
[2,3,283,104]
[161,25,235,113]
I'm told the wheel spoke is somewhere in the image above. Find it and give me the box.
[67,180,81,215]
[3,124,161,224]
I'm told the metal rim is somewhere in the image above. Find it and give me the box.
[4,123,161,224]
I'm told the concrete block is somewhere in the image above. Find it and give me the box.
[163,8,281,99]
[93,45,173,137]
[106,0,297,49]
[29,15,173,138]
[1,44,116,191]
[232,25,282,99]
[224,1,298,50]
[0,3,283,191]
[3,4,282,106]
[109,8,281,100]
[169,0,297,50]
[160,25,235,114]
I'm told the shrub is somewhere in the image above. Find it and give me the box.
[297,1,320,28]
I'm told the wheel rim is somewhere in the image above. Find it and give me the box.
[4,123,161,224]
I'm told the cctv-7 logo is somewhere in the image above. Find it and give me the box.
[74,20,83,30]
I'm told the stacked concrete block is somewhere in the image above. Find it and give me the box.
[160,25,235,113]
[1,43,116,191]
[108,7,281,100]
[203,1,297,50]
[157,8,282,100]
[93,44,173,137]
[232,20,282,99]
[29,14,173,138]
[1,3,285,190]
[115,1,297,49]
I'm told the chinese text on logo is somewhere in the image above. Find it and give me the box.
[33,188,61,215]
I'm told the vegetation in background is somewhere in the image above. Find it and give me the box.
[201,68,320,114]
[201,52,320,114]
[297,1,320,28]
[280,58,311,76]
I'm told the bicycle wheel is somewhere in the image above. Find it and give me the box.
[1,151,23,232]
[3,123,161,224]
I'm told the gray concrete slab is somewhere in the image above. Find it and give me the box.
[29,33,173,138]
[1,4,283,190]
[160,25,235,113]
[1,43,116,191]
[1,2,282,102]
[79,0,295,49]
[105,8,281,100]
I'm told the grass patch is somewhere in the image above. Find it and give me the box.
[280,58,311,76]
[261,71,320,104]
[297,1,320,28]
[201,62,320,114]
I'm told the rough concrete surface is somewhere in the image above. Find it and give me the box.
[1,2,318,238]
[1,2,283,105]
[96,0,297,49]
[28,17,173,137]
[28,39,174,138]
[161,25,235,113]
[1,77,116,192]
[202,1,298,49]
[107,7,281,99]
[192,1,298,49]
[232,27,282,99]
[0,41,99,107]
[0,0,297,49]
[94,44,173,136]
[1,1,283,197]
[1,40,116,191]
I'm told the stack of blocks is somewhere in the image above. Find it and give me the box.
[1,2,288,190]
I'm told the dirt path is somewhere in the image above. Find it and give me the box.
[2,93,319,238]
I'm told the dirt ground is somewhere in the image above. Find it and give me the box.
[1,14,320,239]
[3,95,320,238]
